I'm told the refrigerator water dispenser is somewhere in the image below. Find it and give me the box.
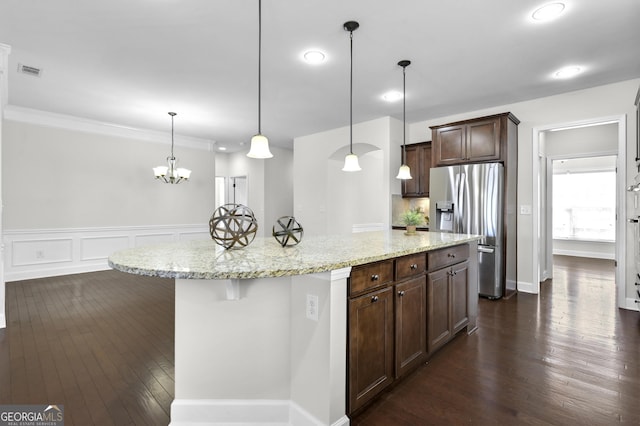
[435,201,454,232]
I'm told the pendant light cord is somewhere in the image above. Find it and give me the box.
[402,65,406,164]
[349,29,353,154]
[257,0,262,135]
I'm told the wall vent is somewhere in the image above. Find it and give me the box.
[17,63,42,77]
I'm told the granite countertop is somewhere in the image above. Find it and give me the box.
[108,230,481,280]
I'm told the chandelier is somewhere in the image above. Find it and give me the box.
[153,112,192,184]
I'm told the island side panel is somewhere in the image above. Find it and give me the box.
[290,268,350,426]
[467,240,479,333]
[172,277,292,423]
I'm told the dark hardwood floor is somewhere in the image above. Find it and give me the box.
[1,255,638,425]
[0,270,175,425]
[352,256,640,425]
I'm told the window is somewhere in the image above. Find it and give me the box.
[552,161,616,242]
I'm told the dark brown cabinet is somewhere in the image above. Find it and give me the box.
[426,245,469,354]
[430,113,519,167]
[401,142,431,197]
[426,267,451,353]
[347,245,472,415]
[450,261,469,333]
[348,286,394,413]
[395,276,426,378]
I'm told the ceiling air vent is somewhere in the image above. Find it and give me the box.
[17,63,42,77]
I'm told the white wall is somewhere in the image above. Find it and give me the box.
[545,123,618,156]
[2,108,216,281]
[294,116,401,236]
[409,78,640,308]
[3,118,215,228]
[265,147,294,235]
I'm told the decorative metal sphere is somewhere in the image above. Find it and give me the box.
[209,204,258,249]
[272,216,304,247]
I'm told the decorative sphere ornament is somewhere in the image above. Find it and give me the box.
[272,216,304,247]
[209,204,258,249]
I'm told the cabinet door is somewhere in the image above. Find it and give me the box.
[395,277,426,378]
[348,286,394,412]
[433,125,466,166]
[401,144,421,197]
[426,268,451,353]
[450,260,469,334]
[466,118,500,162]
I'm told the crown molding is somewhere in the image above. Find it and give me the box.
[3,105,215,151]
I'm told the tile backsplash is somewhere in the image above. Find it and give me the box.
[391,194,430,226]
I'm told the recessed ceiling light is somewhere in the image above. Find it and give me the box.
[553,65,583,79]
[531,2,566,21]
[382,90,403,102]
[218,146,227,151]
[303,50,326,64]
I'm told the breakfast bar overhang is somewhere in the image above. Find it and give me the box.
[108,230,481,426]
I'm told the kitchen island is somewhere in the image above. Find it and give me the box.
[109,230,480,426]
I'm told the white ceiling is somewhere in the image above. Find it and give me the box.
[1,0,639,152]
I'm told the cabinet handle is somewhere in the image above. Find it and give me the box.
[371,274,380,281]
[398,290,405,297]
[447,253,456,258]
[410,263,418,270]
[371,295,379,303]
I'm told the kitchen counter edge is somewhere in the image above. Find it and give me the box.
[108,230,481,280]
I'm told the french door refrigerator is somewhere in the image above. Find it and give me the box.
[429,162,504,298]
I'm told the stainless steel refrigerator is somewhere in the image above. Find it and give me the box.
[429,163,504,298]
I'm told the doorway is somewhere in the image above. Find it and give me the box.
[532,116,626,308]
[214,176,248,209]
[550,155,617,260]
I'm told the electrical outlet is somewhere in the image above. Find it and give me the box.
[306,294,319,321]
[520,205,532,215]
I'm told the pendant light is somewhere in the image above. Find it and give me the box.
[247,0,273,159]
[153,112,192,184]
[396,60,412,180]
[342,21,361,172]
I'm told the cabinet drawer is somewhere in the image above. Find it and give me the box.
[395,253,427,281]
[428,244,469,271]
[350,259,394,296]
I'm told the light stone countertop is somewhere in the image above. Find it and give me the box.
[108,230,481,280]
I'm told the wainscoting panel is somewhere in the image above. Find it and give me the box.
[12,238,73,266]
[3,224,208,282]
[81,235,130,261]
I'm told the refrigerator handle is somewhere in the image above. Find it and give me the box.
[456,171,465,234]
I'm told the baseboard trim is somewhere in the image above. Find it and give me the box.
[553,249,615,260]
[517,281,535,293]
[624,297,640,311]
[170,399,343,426]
